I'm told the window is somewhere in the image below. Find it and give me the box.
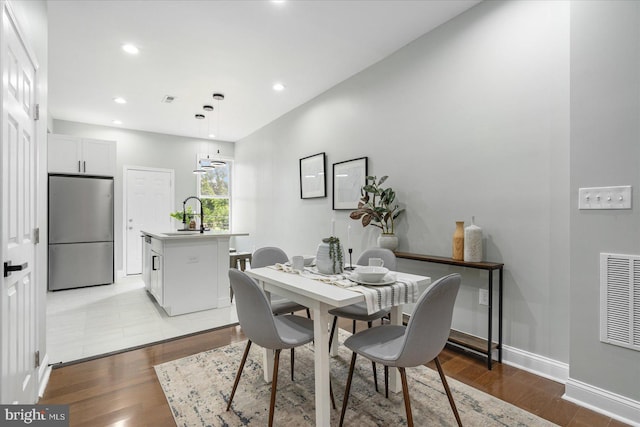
[197,158,231,231]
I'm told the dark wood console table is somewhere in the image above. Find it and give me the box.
[395,252,504,369]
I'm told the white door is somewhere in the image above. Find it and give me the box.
[125,167,173,275]
[1,6,38,403]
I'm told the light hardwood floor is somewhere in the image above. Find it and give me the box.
[40,319,630,427]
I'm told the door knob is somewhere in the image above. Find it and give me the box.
[4,261,28,277]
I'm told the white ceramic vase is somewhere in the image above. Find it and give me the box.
[316,242,344,274]
[377,233,398,251]
[463,217,483,262]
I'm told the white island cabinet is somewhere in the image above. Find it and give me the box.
[141,231,248,316]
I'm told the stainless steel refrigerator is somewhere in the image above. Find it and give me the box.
[48,175,114,291]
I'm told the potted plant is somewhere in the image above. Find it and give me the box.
[350,175,405,250]
[316,236,344,274]
[170,206,196,230]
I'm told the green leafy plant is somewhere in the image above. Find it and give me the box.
[322,236,343,274]
[170,206,194,223]
[169,202,229,231]
[349,175,405,234]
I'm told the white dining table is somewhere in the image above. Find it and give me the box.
[245,266,431,427]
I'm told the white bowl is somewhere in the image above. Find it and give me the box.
[303,255,315,266]
[354,266,389,283]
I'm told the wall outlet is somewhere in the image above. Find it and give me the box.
[479,289,489,306]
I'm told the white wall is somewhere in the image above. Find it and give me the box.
[51,120,235,275]
[568,0,640,411]
[235,0,570,366]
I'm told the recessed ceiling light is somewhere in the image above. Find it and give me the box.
[122,44,139,55]
[273,83,285,91]
[208,134,216,139]
[272,0,286,4]
[113,97,127,104]
[112,120,122,125]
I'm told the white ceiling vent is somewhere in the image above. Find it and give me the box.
[600,253,640,351]
[161,95,175,103]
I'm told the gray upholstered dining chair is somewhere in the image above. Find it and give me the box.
[226,268,315,427]
[338,273,463,427]
[252,246,311,318]
[328,247,397,393]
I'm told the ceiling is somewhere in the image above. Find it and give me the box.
[48,0,480,142]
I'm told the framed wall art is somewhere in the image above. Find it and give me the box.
[299,152,326,199]
[332,156,367,210]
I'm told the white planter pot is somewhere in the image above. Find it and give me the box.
[316,242,344,274]
[377,234,398,251]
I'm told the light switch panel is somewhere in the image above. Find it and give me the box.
[578,186,631,210]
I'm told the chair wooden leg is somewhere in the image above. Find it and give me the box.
[399,367,414,427]
[339,352,358,427]
[367,321,379,392]
[384,365,389,398]
[291,348,295,381]
[434,357,463,427]
[269,349,282,427]
[330,377,337,410]
[226,340,252,411]
[372,361,379,392]
[329,316,338,348]
[352,319,356,334]
[306,308,311,319]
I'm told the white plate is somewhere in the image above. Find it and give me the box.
[350,274,396,286]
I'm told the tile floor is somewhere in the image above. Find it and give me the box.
[46,275,239,364]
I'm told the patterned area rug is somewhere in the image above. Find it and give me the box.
[155,331,557,426]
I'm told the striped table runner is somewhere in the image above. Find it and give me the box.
[270,264,420,314]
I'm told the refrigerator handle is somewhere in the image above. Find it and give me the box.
[83,161,86,172]
[78,160,81,172]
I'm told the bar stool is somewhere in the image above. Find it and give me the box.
[229,251,252,302]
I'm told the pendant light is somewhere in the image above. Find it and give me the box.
[210,93,226,168]
[211,149,225,167]
[200,105,215,170]
[192,113,206,175]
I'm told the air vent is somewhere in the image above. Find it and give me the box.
[600,253,640,351]
[161,95,175,103]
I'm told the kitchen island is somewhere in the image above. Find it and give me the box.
[141,230,249,316]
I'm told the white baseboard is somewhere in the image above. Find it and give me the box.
[564,379,640,427]
[502,344,569,383]
[501,345,639,425]
[37,353,52,400]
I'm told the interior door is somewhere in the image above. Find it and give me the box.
[1,5,38,403]
[125,168,173,275]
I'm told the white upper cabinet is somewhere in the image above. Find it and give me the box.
[81,138,116,176]
[48,134,116,176]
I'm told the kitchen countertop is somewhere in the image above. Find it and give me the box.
[141,230,249,240]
